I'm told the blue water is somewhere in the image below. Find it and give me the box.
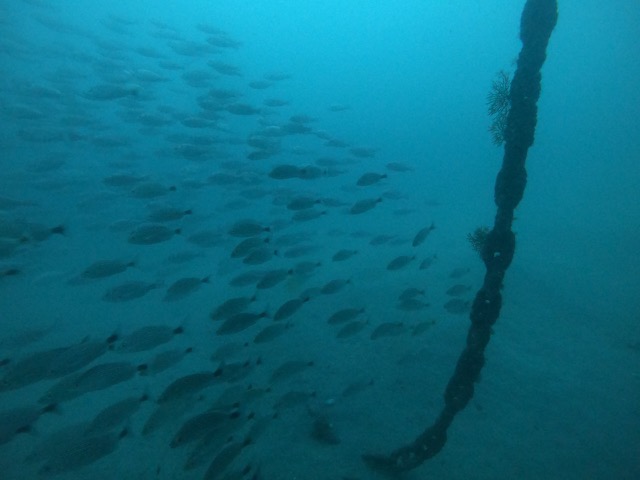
[1,1,638,479]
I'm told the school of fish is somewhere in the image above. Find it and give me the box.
[0,4,479,480]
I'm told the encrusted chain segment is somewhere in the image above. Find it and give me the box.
[363,0,558,473]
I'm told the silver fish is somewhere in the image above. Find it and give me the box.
[217,358,259,384]
[78,259,136,280]
[228,219,270,237]
[386,162,414,172]
[254,323,291,344]
[324,99,350,114]
[370,322,406,340]
[269,360,313,383]
[0,237,23,259]
[216,311,268,335]
[157,371,222,404]
[285,122,312,135]
[211,342,248,363]
[102,281,159,302]
[202,438,250,480]
[213,384,267,409]
[230,237,270,258]
[47,338,113,378]
[140,347,192,376]
[163,276,210,301]
[297,166,324,180]
[309,410,340,445]
[412,223,436,247]
[274,390,316,410]
[182,69,215,87]
[226,103,260,115]
[85,394,148,435]
[341,379,374,398]
[38,429,126,475]
[350,146,377,158]
[181,116,214,128]
[292,209,326,222]
[210,295,257,321]
[273,297,308,321]
[370,234,396,246]
[249,80,271,89]
[263,98,289,107]
[205,33,242,48]
[116,325,183,353]
[449,267,471,279]
[25,422,90,465]
[102,174,147,187]
[185,432,240,471]
[287,196,319,211]
[142,399,188,436]
[242,247,276,265]
[387,255,416,271]
[269,164,301,179]
[0,404,56,445]
[165,250,204,264]
[332,249,358,261]
[282,244,319,258]
[398,288,425,301]
[256,268,291,289]
[349,197,382,214]
[0,348,65,392]
[446,284,472,296]
[336,320,368,339]
[39,362,137,404]
[397,298,430,311]
[320,278,351,295]
[324,138,349,148]
[83,83,139,100]
[356,172,387,186]
[147,206,192,222]
[207,58,242,75]
[444,298,471,314]
[130,182,176,199]
[173,143,211,161]
[0,219,64,243]
[0,324,54,349]
[327,307,364,325]
[229,270,265,287]
[171,408,241,448]
[187,229,224,247]
[293,260,322,275]
[0,338,109,391]
[128,224,180,244]
[0,195,38,210]
[419,254,437,270]
[0,266,21,278]
[411,320,437,336]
